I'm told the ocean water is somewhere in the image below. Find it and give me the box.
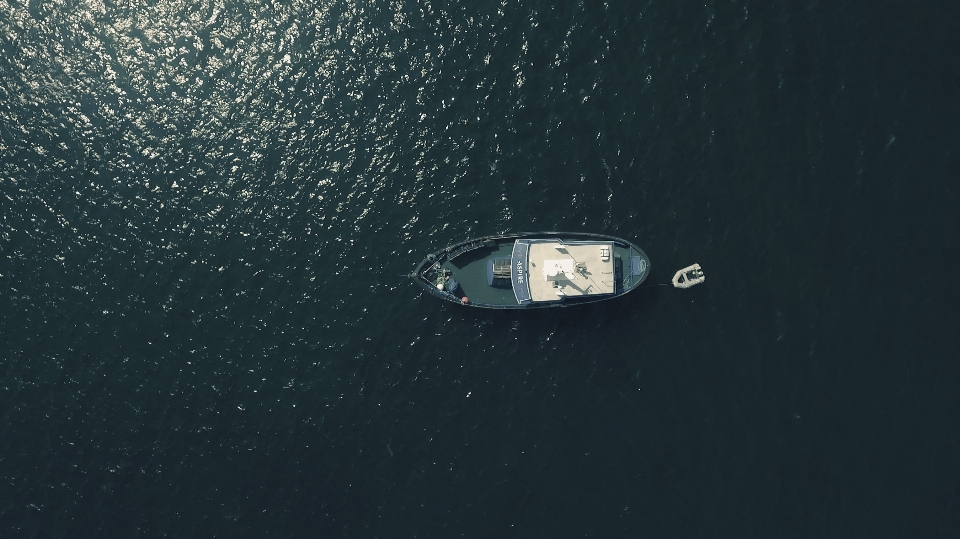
[2,0,959,537]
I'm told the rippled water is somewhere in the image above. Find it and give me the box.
[2,0,959,537]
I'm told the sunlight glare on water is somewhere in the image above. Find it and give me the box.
[2,0,958,537]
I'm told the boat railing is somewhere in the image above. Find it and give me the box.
[423,285,514,309]
[445,239,491,260]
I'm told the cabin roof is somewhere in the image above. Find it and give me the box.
[512,240,615,302]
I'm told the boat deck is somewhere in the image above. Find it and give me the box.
[442,242,516,305]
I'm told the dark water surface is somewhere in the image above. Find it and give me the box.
[2,0,959,537]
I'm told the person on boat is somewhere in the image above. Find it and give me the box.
[444,274,457,292]
[444,275,469,304]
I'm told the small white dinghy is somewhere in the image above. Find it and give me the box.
[672,263,705,289]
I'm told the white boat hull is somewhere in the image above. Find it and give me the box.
[672,263,705,289]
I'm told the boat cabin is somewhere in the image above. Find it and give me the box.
[508,240,617,304]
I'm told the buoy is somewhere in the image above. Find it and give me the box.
[672,264,705,289]
[461,297,469,304]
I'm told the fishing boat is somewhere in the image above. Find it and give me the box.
[410,232,650,309]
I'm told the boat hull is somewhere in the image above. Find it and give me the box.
[411,232,651,309]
